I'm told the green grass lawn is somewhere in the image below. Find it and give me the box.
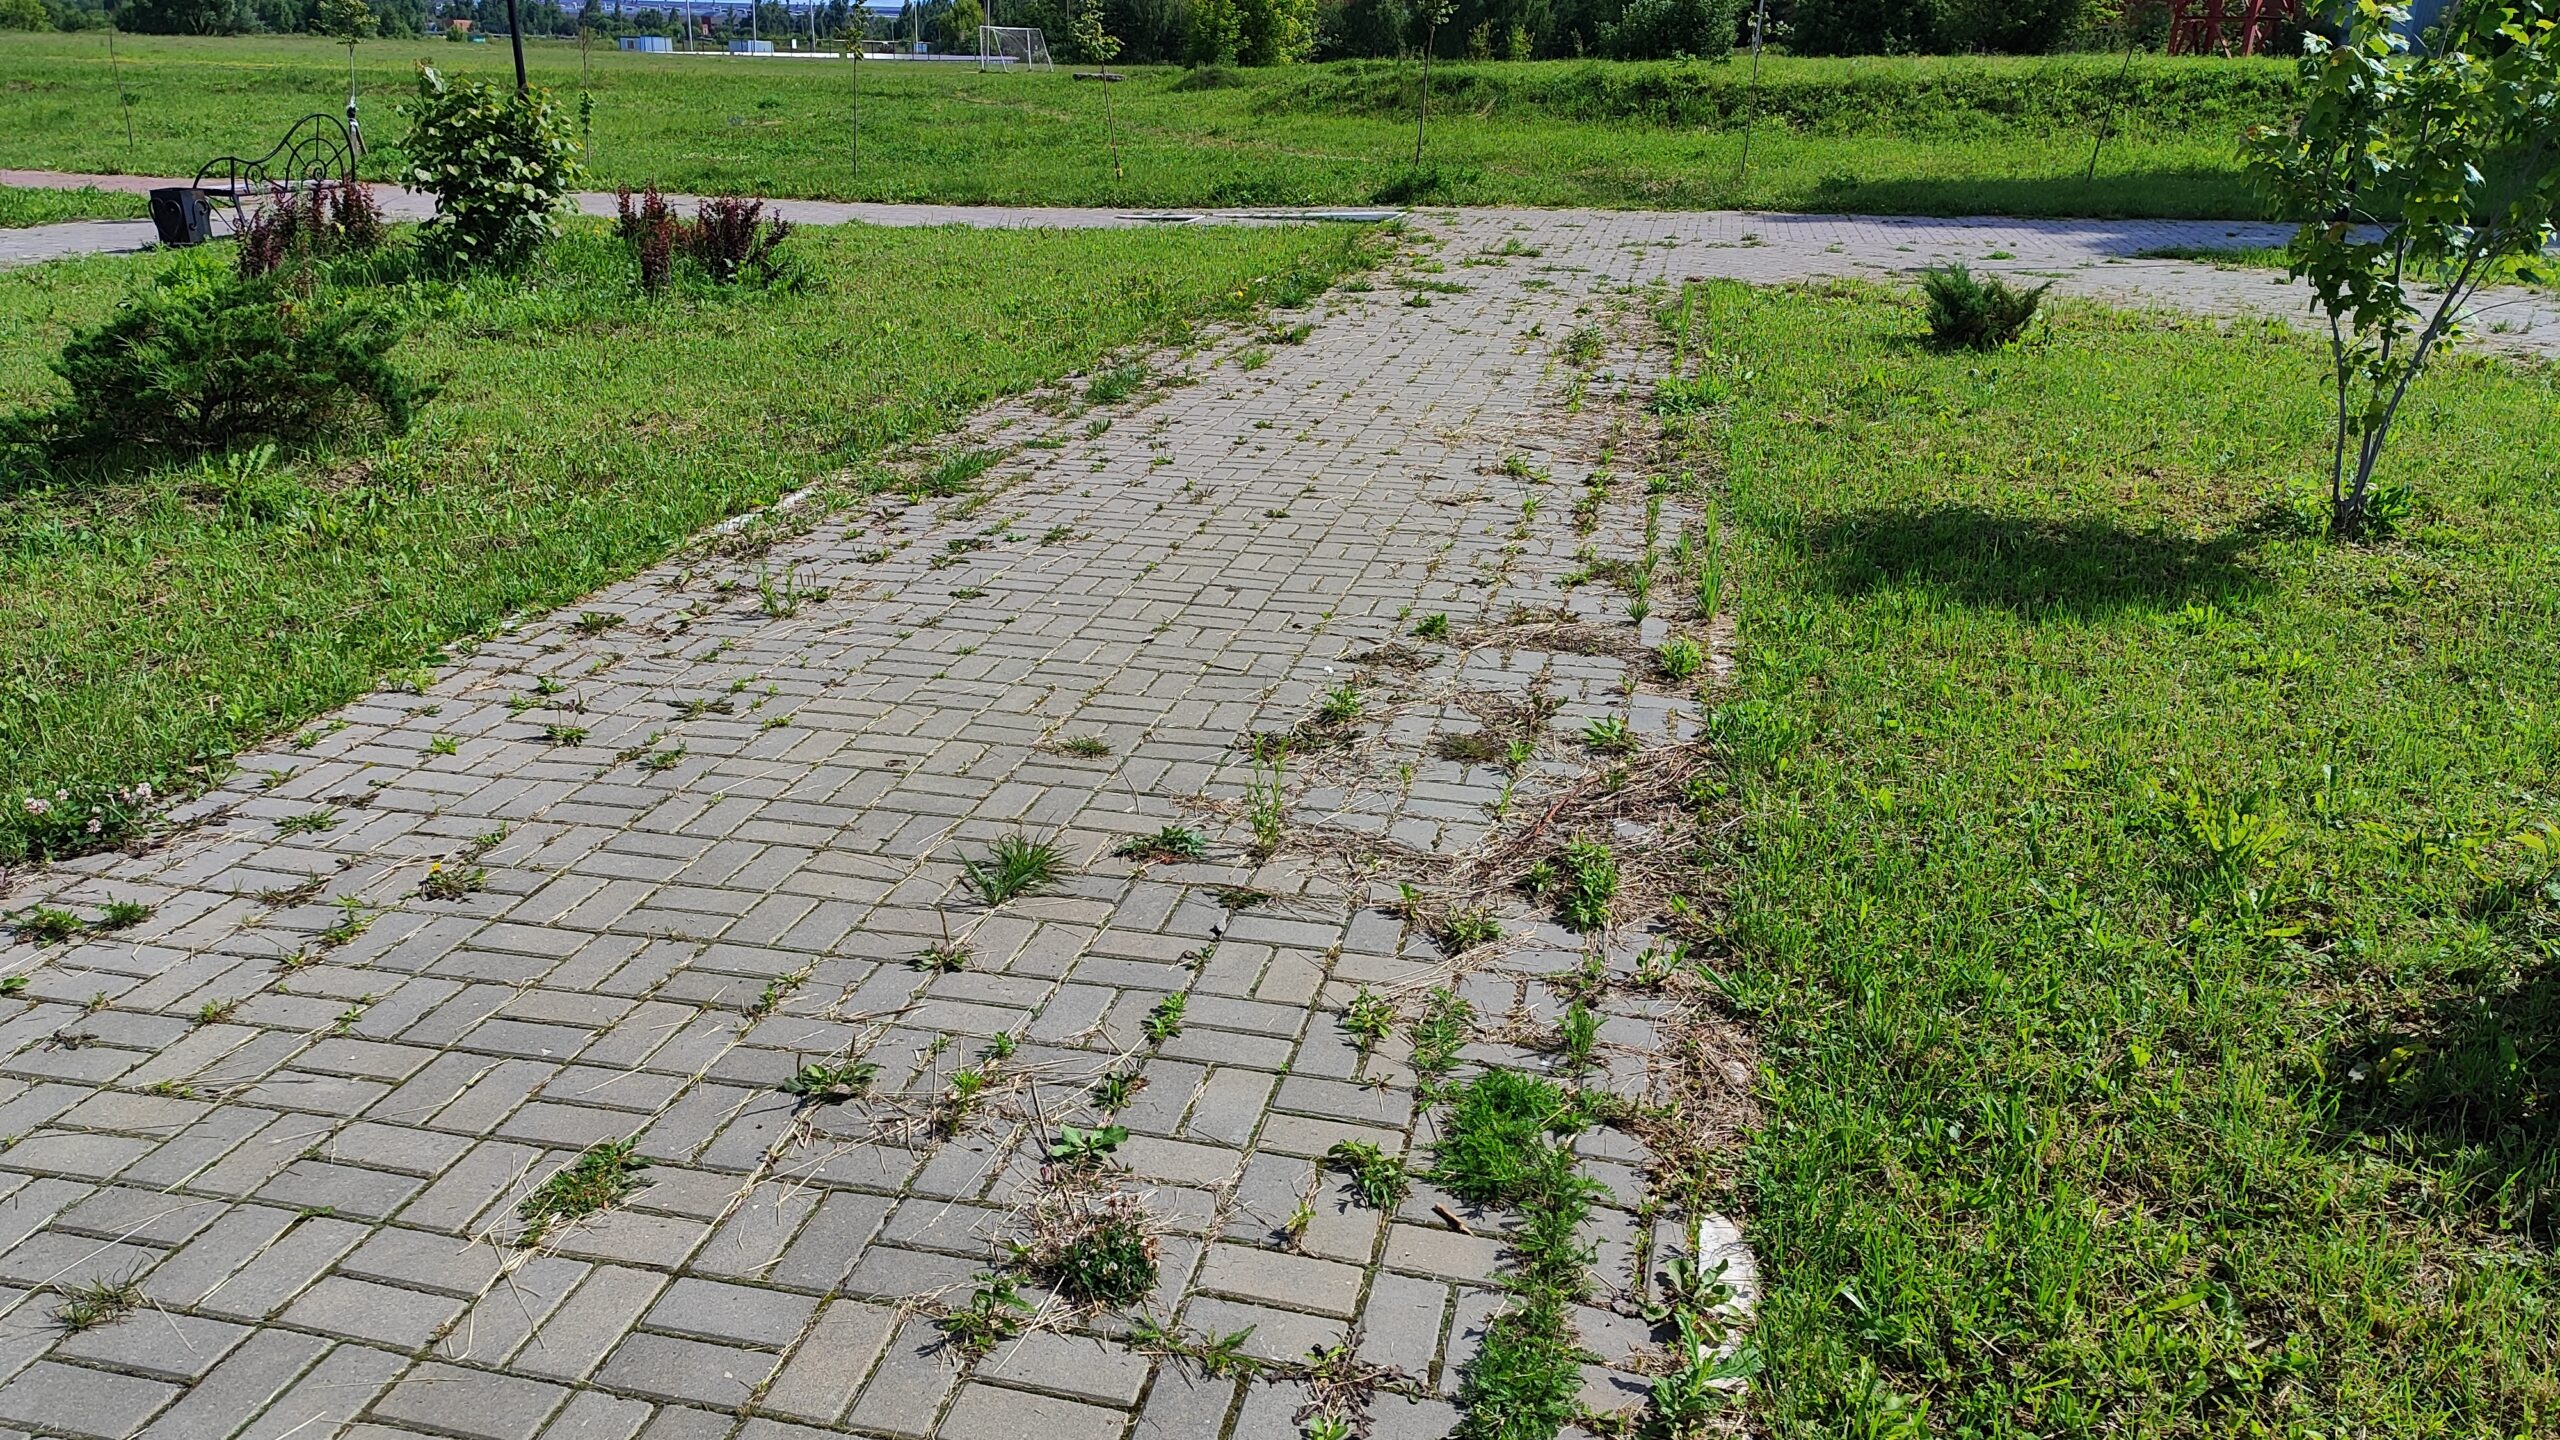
[1689,283,2560,1432]
[0,32,2286,218]
[0,184,148,228]
[0,218,1372,857]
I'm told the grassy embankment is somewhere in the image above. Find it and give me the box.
[0,31,2288,217]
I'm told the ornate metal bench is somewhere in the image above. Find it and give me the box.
[152,113,360,246]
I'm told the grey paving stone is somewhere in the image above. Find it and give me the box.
[1179,1296,1346,1366]
[843,1314,961,1440]
[136,1328,331,1439]
[233,1342,409,1440]
[973,1330,1152,1407]
[1131,1367,1237,1440]
[1356,1271,1450,1381]
[282,1276,468,1350]
[55,1311,249,1382]
[370,1362,573,1440]
[758,1298,899,1423]
[0,1360,179,1438]
[593,1332,780,1410]
[630,1406,738,1440]
[936,1382,1126,1440]
[1381,1224,1508,1284]
[643,1277,817,1349]
[535,1389,652,1440]
[1196,1243,1366,1318]
[513,1266,672,1382]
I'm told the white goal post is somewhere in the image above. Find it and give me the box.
[978,25,1054,70]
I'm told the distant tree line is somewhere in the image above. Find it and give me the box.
[0,0,2111,63]
[999,0,2104,64]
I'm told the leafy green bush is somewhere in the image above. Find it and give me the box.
[1606,0,1745,60]
[1918,262,2049,350]
[34,271,414,458]
[399,65,581,271]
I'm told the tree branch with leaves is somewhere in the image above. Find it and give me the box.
[2246,0,2560,536]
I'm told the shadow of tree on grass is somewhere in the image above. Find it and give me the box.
[1799,504,2268,618]
[2319,889,2560,1241]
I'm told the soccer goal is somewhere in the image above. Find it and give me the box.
[978,26,1054,70]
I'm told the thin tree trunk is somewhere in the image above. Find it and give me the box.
[2343,247,2486,527]
[1414,35,1432,168]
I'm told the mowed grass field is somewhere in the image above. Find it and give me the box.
[0,219,1373,852]
[0,31,2287,217]
[1684,282,2560,1432]
[0,183,147,228]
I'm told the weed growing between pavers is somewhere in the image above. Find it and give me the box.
[1114,824,1210,864]
[961,833,1066,906]
[516,1138,651,1246]
[782,1059,880,1103]
[1326,1139,1411,1210]
[1437,1070,1601,1440]
[49,1273,145,1333]
[1014,1188,1160,1309]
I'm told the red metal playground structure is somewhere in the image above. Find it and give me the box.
[2163,0,2304,54]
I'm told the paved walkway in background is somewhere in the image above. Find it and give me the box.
[0,210,1764,1440]
[9,167,2559,354]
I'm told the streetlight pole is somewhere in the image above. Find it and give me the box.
[505,0,529,92]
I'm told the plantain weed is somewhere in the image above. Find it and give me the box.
[1326,1140,1410,1209]
[1116,826,1209,864]
[1582,715,1634,755]
[1342,988,1395,1053]
[782,1060,879,1103]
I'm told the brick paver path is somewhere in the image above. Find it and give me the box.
[0,210,1789,1440]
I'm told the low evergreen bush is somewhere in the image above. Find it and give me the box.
[1918,263,2050,349]
[35,271,415,457]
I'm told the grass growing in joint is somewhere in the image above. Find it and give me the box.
[962,834,1065,906]
[1687,277,2560,1433]
[0,220,1373,861]
[1435,1068,1599,1440]
[517,1139,650,1246]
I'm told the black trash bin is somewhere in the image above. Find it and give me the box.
[147,187,214,247]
